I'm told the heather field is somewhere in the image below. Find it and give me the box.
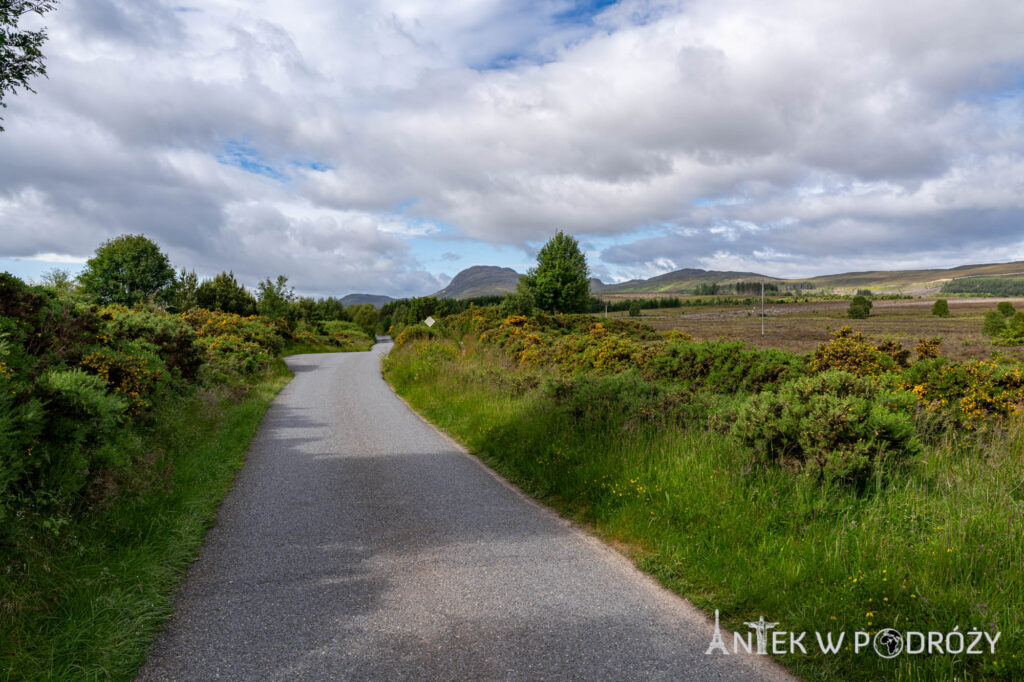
[614,297,1024,362]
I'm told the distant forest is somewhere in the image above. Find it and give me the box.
[941,276,1024,296]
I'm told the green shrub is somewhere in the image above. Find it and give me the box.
[194,335,273,383]
[499,290,535,317]
[997,301,1015,317]
[982,310,1008,337]
[33,369,128,502]
[97,305,201,380]
[546,371,680,427]
[644,340,806,393]
[994,312,1024,347]
[628,300,641,317]
[847,295,872,319]
[394,323,437,348]
[731,371,920,485]
[875,338,910,368]
[931,298,949,317]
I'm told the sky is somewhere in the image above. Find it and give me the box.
[2,0,1024,298]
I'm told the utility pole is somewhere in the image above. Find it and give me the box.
[761,281,764,336]
[604,302,608,319]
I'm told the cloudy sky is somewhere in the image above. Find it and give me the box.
[2,0,1023,297]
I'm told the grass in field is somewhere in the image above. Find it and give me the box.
[0,362,291,681]
[385,343,1024,681]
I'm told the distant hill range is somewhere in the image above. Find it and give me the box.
[340,293,395,308]
[348,260,1024,303]
[432,265,523,299]
[591,260,1024,296]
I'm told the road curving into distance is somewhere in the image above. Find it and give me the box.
[138,342,795,681]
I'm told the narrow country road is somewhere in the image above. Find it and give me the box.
[138,343,794,681]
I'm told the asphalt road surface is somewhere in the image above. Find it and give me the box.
[138,342,795,681]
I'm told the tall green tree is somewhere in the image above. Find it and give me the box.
[519,231,590,313]
[256,275,295,321]
[195,271,257,316]
[78,234,175,306]
[39,267,76,298]
[348,303,378,338]
[407,296,437,323]
[1,1,57,132]
[165,268,199,312]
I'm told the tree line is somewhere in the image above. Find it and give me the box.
[43,234,382,337]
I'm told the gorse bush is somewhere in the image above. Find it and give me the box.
[546,371,681,428]
[0,272,293,551]
[408,304,1024,491]
[549,322,655,373]
[97,305,201,380]
[903,357,1024,429]
[80,341,169,415]
[730,371,921,485]
[914,337,942,360]
[644,339,806,393]
[394,322,439,348]
[810,326,895,376]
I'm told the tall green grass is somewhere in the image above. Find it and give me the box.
[385,342,1024,681]
[0,362,291,681]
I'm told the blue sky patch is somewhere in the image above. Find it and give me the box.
[217,140,289,182]
[554,0,619,25]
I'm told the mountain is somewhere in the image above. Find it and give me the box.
[433,265,523,299]
[340,293,395,308]
[595,268,781,294]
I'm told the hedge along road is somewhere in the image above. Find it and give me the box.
[138,341,795,681]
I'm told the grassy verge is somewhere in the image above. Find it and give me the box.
[0,361,291,681]
[384,341,1023,681]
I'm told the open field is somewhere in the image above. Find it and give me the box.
[613,297,1024,361]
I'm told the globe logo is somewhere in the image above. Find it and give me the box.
[873,629,904,658]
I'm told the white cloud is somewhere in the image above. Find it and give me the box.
[1,0,1023,295]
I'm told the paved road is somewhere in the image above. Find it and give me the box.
[138,343,794,681]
